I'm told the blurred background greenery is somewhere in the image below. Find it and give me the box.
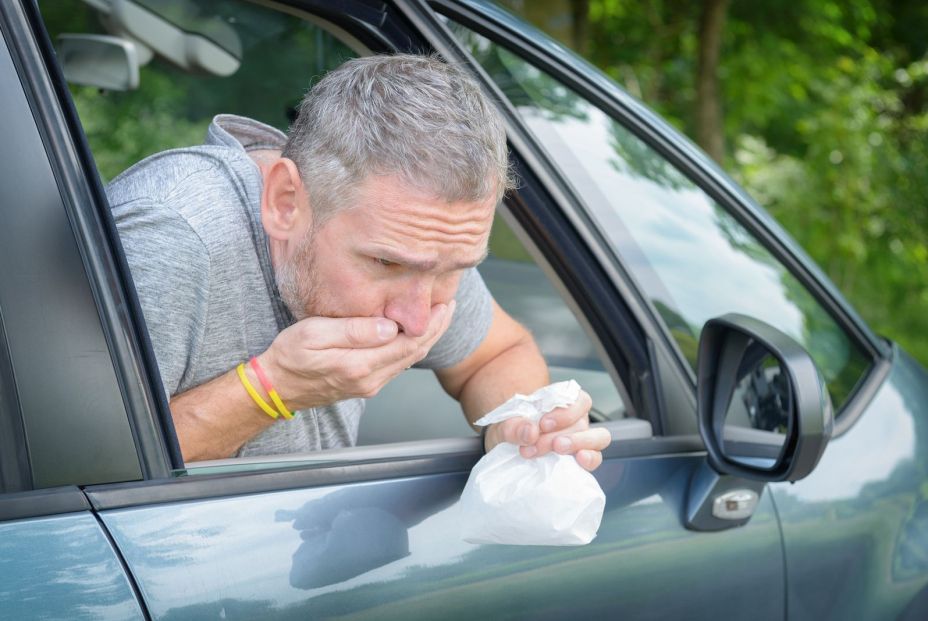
[41,0,928,366]
[499,0,928,365]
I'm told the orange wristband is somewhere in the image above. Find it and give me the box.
[249,357,293,419]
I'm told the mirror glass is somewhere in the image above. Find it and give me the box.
[720,340,791,470]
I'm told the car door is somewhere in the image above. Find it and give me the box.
[422,2,928,619]
[769,340,928,620]
[22,0,791,619]
[0,6,149,618]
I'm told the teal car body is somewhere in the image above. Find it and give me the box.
[0,1,924,619]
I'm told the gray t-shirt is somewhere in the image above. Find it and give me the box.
[106,114,493,457]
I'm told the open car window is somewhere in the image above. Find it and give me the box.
[42,0,631,472]
[360,209,629,445]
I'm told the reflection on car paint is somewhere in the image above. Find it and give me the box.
[0,513,144,620]
[772,349,928,619]
[101,454,786,620]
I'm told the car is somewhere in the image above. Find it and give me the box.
[1,0,927,619]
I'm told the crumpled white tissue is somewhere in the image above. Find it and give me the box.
[459,380,606,545]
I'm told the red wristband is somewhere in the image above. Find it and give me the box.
[249,357,293,419]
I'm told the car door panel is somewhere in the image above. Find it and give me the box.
[0,2,147,489]
[96,453,783,620]
[20,0,926,618]
[39,1,783,619]
[421,7,928,617]
[0,511,145,619]
[772,350,928,620]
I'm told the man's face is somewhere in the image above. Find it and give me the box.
[276,174,495,336]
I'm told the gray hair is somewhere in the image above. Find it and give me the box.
[282,54,514,222]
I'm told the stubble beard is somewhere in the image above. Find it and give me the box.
[274,227,333,322]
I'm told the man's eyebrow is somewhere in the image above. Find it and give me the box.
[367,246,489,271]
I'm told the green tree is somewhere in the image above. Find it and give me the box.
[500,0,928,365]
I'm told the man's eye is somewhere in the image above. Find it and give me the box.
[375,258,396,267]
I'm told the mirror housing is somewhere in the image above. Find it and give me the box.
[92,0,242,77]
[697,314,833,483]
[56,34,140,91]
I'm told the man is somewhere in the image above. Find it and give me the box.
[107,54,611,467]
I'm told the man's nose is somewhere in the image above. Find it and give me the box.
[384,281,434,338]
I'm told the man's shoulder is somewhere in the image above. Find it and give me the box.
[107,144,259,218]
[106,144,264,252]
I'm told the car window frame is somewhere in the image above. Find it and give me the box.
[19,0,455,489]
[397,0,692,436]
[9,0,178,482]
[0,70,29,491]
[70,0,666,461]
[420,0,893,436]
[428,0,889,362]
[19,0,792,504]
[0,0,164,492]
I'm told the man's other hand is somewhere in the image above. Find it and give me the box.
[258,300,455,410]
[483,390,612,471]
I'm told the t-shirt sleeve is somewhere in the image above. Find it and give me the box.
[416,266,494,369]
[109,197,210,397]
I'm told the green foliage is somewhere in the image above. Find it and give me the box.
[505,0,928,366]
[43,0,928,365]
[70,76,209,182]
[728,26,928,366]
[489,214,534,263]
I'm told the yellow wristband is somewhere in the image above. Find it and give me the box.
[268,390,294,420]
[236,363,279,420]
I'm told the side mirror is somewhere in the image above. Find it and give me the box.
[57,34,140,91]
[697,314,833,483]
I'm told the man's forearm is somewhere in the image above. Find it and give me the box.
[457,335,550,425]
[442,306,606,466]
[170,366,277,462]
[170,312,453,463]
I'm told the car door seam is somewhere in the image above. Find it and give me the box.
[88,499,153,621]
[767,488,790,621]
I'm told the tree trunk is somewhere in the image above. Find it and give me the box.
[696,0,730,164]
[570,0,590,56]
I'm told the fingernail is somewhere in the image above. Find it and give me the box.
[520,425,533,444]
[541,418,556,432]
[554,436,572,453]
[377,319,397,340]
[449,299,457,315]
[522,446,537,458]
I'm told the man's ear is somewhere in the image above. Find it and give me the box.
[261,158,312,241]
